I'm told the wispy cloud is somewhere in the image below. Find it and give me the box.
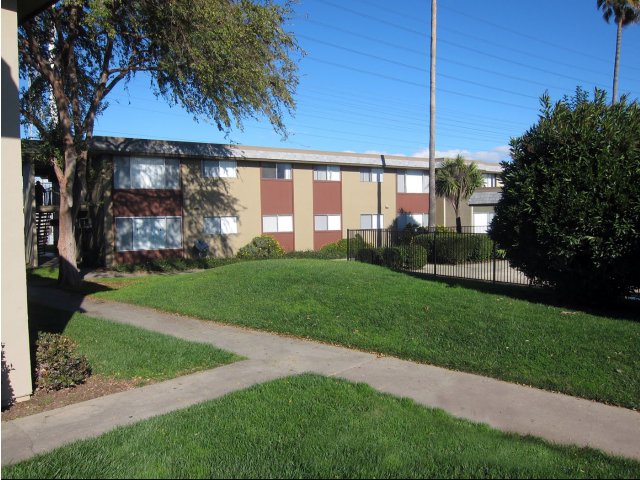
[411,145,511,163]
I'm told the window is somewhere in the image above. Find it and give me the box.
[360,214,384,229]
[263,215,293,233]
[473,207,495,233]
[360,168,384,183]
[115,216,182,251]
[262,162,292,180]
[313,165,340,181]
[203,160,237,178]
[483,173,497,188]
[204,216,238,235]
[314,215,341,231]
[396,213,429,229]
[397,170,429,193]
[114,157,180,189]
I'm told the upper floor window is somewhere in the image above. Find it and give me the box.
[203,160,237,178]
[360,168,384,183]
[313,165,340,181]
[262,162,292,180]
[114,157,180,190]
[397,170,428,193]
[483,173,497,188]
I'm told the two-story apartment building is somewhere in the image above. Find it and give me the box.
[24,137,503,266]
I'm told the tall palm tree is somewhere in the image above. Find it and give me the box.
[596,0,640,104]
[435,155,483,233]
[428,0,437,230]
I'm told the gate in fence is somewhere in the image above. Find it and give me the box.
[347,227,532,286]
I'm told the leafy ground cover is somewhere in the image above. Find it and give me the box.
[89,259,640,409]
[3,375,638,479]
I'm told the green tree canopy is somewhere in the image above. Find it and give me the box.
[19,0,300,286]
[435,155,483,233]
[490,89,640,303]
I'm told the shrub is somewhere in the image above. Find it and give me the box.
[348,234,372,258]
[355,247,383,265]
[237,235,285,259]
[320,239,349,257]
[402,244,428,269]
[491,89,640,302]
[35,332,90,391]
[284,250,343,260]
[381,247,404,269]
[468,234,494,262]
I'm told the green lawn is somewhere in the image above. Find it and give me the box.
[3,375,638,479]
[89,259,640,409]
[29,304,242,382]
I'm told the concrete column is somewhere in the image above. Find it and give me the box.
[2,0,33,406]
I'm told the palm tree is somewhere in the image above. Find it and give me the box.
[428,0,437,230]
[435,155,483,233]
[596,0,640,104]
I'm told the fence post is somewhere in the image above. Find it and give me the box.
[347,229,351,261]
[433,228,437,276]
[492,240,497,284]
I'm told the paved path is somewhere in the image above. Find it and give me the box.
[3,286,640,466]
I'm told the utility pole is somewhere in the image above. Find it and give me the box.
[428,0,437,230]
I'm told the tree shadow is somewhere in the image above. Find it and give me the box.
[402,270,640,323]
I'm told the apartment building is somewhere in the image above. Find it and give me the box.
[24,137,503,266]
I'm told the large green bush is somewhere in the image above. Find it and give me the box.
[35,332,91,391]
[490,89,640,302]
[355,248,383,265]
[401,244,428,269]
[237,235,285,259]
[319,239,349,257]
[413,233,493,264]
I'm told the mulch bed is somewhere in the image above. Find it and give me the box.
[1,376,139,422]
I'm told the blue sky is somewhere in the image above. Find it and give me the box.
[89,0,640,163]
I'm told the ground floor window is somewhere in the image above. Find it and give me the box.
[204,216,238,235]
[263,215,293,233]
[115,216,182,251]
[472,207,495,233]
[314,214,341,231]
[360,214,384,229]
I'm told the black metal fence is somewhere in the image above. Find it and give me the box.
[347,228,532,286]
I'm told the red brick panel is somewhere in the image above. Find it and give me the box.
[313,182,342,214]
[396,193,429,214]
[261,180,294,215]
[113,190,182,217]
[115,249,183,264]
[314,230,342,250]
[269,232,295,252]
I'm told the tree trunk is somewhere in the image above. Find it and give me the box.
[455,216,462,234]
[612,18,622,105]
[57,183,81,287]
[428,0,437,230]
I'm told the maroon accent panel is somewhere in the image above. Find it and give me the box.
[313,182,342,214]
[396,193,429,214]
[261,180,294,214]
[115,249,184,264]
[268,232,295,252]
[113,190,182,217]
[314,230,342,250]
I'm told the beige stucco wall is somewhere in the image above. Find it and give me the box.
[340,166,396,235]
[181,159,262,257]
[293,164,314,251]
[2,0,33,406]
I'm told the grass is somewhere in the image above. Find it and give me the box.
[3,375,639,479]
[88,259,640,409]
[29,304,242,383]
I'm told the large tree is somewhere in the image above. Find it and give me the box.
[19,0,299,286]
[596,0,640,104]
[435,155,483,233]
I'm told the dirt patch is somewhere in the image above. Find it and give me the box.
[1,376,140,422]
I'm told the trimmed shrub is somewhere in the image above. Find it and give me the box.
[237,235,285,259]
[402,244,428,269]
[320,239,349,257]
[381,247,404,270]
[468,234,494,262]
[348,234,372,258]
[355,247,383,265]
[491,90,640,302]
[284,250,343,260]
[35,332,90,391]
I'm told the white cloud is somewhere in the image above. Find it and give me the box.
[411,145,511,163]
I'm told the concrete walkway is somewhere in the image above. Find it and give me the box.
[3,286,639,466]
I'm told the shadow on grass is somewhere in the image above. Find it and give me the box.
[403,270,640,323]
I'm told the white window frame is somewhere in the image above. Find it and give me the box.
[314,214,341,231]
[204,216,238,235]
[483,173,497,188]
[397,170,429,193]
[114,156,180,190]
[360,168,384,183]
[202,160,237,179]
[262,215,294,233]
[262,162,292,180]
[313,165,341,182]
[360,214,384,229]
[115,216,183,252]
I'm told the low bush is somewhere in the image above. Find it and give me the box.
[320,239,349,257]
[355,248,383,265]
[35,332,91,391]
[413,233,495,264]
[468,234,494,262]
[348,234,372,258]
[381,247,404,270]
[236,235,285,259]
[401,244,428,269]
[284,250,343,260]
